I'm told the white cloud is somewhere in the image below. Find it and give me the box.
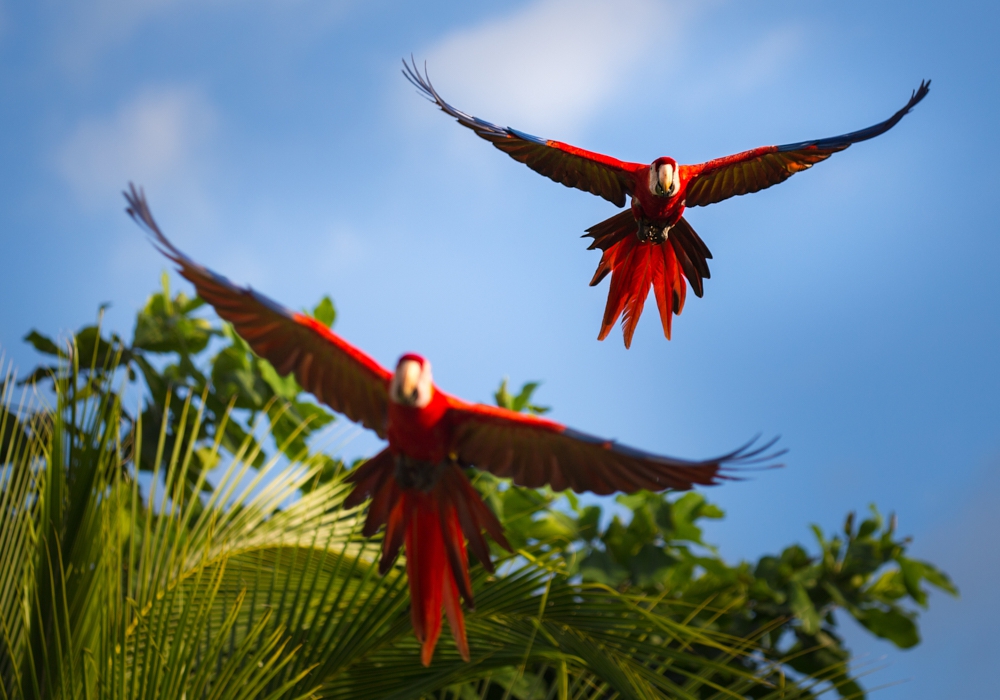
[56,85,216,208]
[415,1,808,143]
[422,0,692,137]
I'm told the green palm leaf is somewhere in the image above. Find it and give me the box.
[0,350,862,699]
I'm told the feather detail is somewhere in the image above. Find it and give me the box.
[441,572,469,662]
[343,448,394,509]
[620,243,656,348]
[592,217,709,347]
[582,209,636,253]
[381,500,406,575]
[404,492,447,666]
[344,460,507,665]
[595,236,653,348]
[650,242,673,340]
[597,236,641,342]
[441,506,472,662]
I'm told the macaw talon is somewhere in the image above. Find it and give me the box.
[394,453,449,491]
[636,220,670,245]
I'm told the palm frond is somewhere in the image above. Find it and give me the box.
[0,349,865,699]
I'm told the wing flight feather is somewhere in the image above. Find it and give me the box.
[445,397,781,495]
[404,58,640,207]
[685,81,930,208]
[124,184,393,437]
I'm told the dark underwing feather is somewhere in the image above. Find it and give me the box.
[404,57,638,208]
[669,217,712,297]
[582,209,637,252]
[685,81,929,208]
[668,217,712,288]
[447,398,784,496]
[438,503,475,606]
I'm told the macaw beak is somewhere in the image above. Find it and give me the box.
[392,358,432,407]
[396,360,422,405]
[658,164,675,195]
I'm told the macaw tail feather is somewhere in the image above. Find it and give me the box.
[582,209,634,253]
[588,214,711,348]
[345,453,509,665]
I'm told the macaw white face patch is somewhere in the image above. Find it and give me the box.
[391,358,433,408]
[649,162,678,197]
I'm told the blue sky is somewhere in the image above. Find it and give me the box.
[1,0,997,695]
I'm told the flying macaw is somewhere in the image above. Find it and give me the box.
[125,185,779,666]
[404,60,930,348]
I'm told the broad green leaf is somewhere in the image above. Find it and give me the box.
[494,378,550,415]
[630,543,676,588]
[858,607,920,648]
[132,282,213,354]
[579,550,628,587]
[312,295,337,327]
[789,581,821,635]
[576,505,601,542]
[23,329,61,356]
[898,557,929,606]
[920,560,959,597]
[259,357,301,400]
[212,344,268,410]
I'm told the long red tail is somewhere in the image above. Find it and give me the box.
[345,450,510,665]
[585,213,711,348]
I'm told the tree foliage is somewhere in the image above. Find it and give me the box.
[0,276,956,698]
[479,434,956,698]
[13,272,343,499]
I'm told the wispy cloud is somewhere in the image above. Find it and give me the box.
[55,85,217,208]
[421,0,692,137]
[414,0,804,145]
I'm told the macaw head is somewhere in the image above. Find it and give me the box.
[391,353,434,407]
[648,157,680,198]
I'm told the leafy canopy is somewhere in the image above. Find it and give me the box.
[0,274,957,699]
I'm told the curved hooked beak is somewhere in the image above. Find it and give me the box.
[391,358,433,408]
[658,164,675,196]
[397,360,422,405]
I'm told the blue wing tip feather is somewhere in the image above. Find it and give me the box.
[507,127,546,146]
[778,79,931,153]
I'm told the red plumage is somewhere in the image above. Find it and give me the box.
[405,59,929,347]
[126,185,780,664]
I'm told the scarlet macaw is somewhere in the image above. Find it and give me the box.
[404,61,930,348]
[125,185,779,666]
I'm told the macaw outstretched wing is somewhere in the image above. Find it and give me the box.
[445,396,782,495]
[405,58,641,208]
[683,81,930,208]
[125,184,393,437]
